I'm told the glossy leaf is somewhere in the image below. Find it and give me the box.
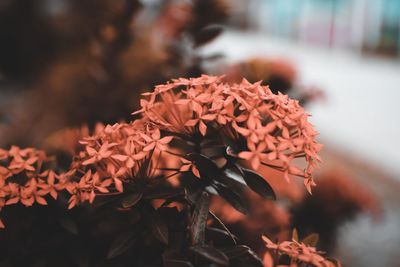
[212,183,248,214]
[241,168,276,200]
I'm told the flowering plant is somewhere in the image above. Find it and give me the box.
[0,75,335,267]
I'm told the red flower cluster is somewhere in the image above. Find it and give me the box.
[0,75,322,228]
[0,146,67,228]
[135,75,322,192]
[65,121,173,209]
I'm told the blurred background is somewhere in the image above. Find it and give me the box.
[0,0,399,266]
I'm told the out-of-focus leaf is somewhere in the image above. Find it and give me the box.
[241,168,276,200]
[212,183,248,214]
[326,258,342,267]
[121,192,142,208]
[190,245,229,266]
[292,228,299,242]
[151,213,169,244]
[107,231,137,259]
[58,216,78,235]
[302,233,319,247]
[201,53,224,62]
[191,192,210,245]
[193,25,223,48]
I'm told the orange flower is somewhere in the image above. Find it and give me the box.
[238,141,268,170]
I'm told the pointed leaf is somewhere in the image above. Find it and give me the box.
[212,183,248,214]
[190,245,229,266]
[241,168,276,200]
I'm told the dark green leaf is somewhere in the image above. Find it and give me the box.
[212,183,248,214]
[241,168,276,200]
[193,25,223,48]
[190,245,229,266]
[121,192,142,208]
[191,192,210,245]
[107,231,137,259]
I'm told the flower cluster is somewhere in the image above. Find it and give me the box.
[0,75,322,228]
[0,146,68,227]
[134,75,322,192]
[65,121,174,209]
[262,236,340,267]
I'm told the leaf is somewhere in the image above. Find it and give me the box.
[205,227,236,247]
[209,211,237,245]
[241,168,276,200]
[151,213,169,244]
[193,25,223,48]
[302,233,319,247]
[220,245,250,259]
[190,245,229,266]
[163,251,194,267]
[58,216,78,235]
[107,231,137,259]
[145,187,185,200]
[201,53,224,62]
[163,258,195,267]
[121,192,142,208]
[212,183,248,214]
[187,153,220,184]
[191,192,210,245]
